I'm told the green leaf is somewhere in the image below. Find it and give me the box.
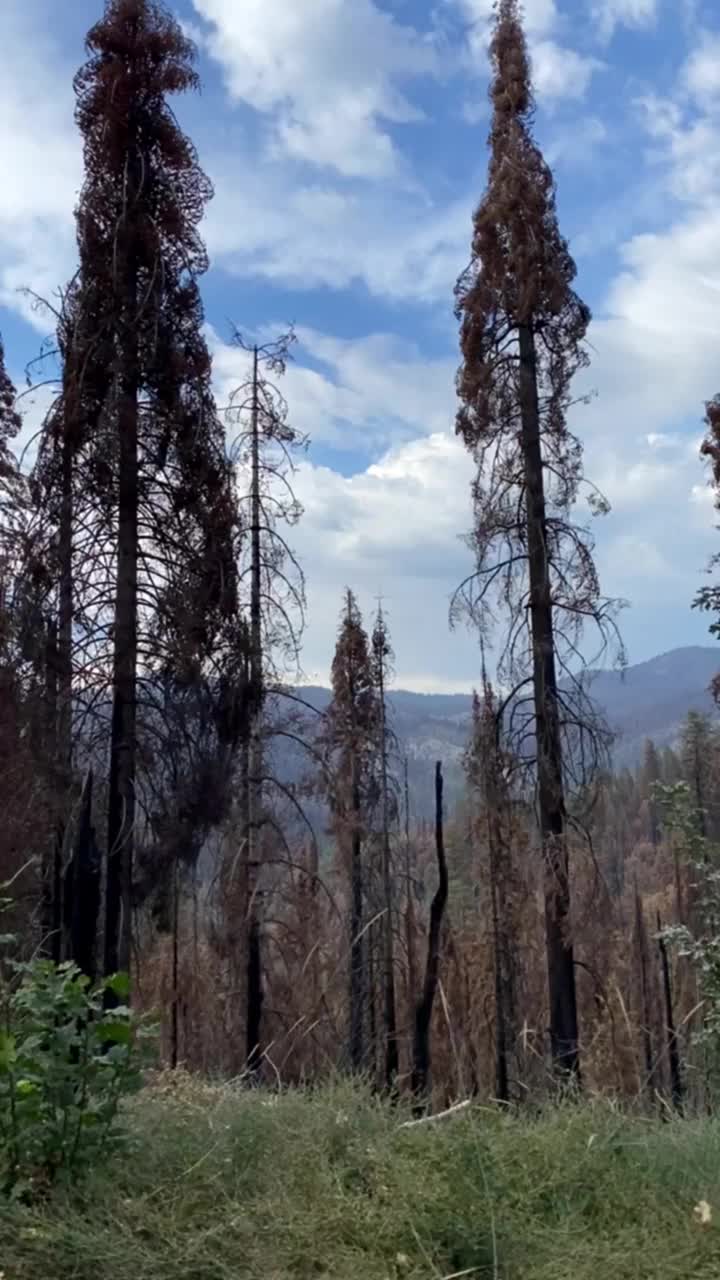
[15,1078,39,1098]
[96,1021,132,1046]
[0,1030,17,1070]
[104,972,130,1000]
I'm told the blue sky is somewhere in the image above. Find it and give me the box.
[2,0,720,691]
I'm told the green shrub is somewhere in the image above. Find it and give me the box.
[0,961,151,1197]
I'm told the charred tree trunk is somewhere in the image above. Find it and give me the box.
[377,652,398,1090]
[65,770,100,981]
[57,429,74,804]
[308,838,320,1077]
[489,833,509,1103]
[403,757,417,1066]
[368,922,377,1081]
[246,915,263,1075]
[105,365,138,981]
[634,880,654,1100]
[412,762,449,1101]
[657,912,683,1113]
[480,690,514,1104]
[246,344,264,1073]
[171,862,179,1070]
[105,130,140,984]
[518,322,578,1081]
[41,621,62,963]
[349,755,365,1073]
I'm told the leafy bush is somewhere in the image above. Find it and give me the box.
[653,782,720,1039]
[0,960,151,1197]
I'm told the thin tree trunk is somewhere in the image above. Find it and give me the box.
[377,652,398,1089]
[309,838,320,1078]
[57,429,73,804]
[246,344,264,1072]
[171,861,179,1070]
[518,322,578,1080]
[403,757,417,1070]
[412,762,449,1101]
[489,826,509,1103]
[68,769,100,982]
[349,755,365,1072]
[633,880,654,1100]
[480,685,513,1103]
[105,230,139,983]
[41,621,62,962]
[368,923,377,1081]
[657,912,683,1112]
[246,916,263,1074]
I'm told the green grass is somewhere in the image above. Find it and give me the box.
[3,1075,720,1279]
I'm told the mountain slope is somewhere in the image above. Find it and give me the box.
[289,646,720,817]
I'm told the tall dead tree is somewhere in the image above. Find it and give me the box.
[371,605,399,1090]
[633,878,654,1101]
[228,329,306,1070]
[69,0,242,981]
[326,591,378,1072]
[657,912,684,1112]
[466,676,517,1102]
[453,0,621,1078]
[412,762,449,1101]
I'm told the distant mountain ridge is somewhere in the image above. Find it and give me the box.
[290,647,720,817]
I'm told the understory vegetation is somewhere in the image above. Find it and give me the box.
[1,1078,720,1280]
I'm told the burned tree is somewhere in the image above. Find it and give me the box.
[371,605,399,1090]
[0,340,38,939]
[325,591,378,1072]
[465,675,518,1102]
[412,762,449,1101]
[227,328,306,1071]
[62,0,243,980]
[453,0,622,1078]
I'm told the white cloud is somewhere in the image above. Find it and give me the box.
[204,150,470,304]
[210,324,456,451]
[289,432,477,685]
[532,40,602,100]
[639,91,720,204]
[691,480,715,521]
[0,7,79,325]
[646,432,680,449]
[191,0,437,179]
[591,0,658,41]
[683,33,720,104]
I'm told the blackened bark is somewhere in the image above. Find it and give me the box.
[349,756,365,1072]
[171,863,179,1070]
[403,757,417,1022]
[41,621,62,963]
[412,762,449,1100]
[246,915,263,1073]
[518,322,578,1080]
[489,840,509,1103]
[105,281,139,983]
[657,912,683,1112]
[634,880,654,1098]
[378,652,398,1090]
[57,429,73,806]
[67,770,100,982]
[246,344,264,1072]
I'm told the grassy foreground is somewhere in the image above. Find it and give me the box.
[3,1075,720,1280]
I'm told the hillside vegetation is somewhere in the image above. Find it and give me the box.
[4,1077,720,1280]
